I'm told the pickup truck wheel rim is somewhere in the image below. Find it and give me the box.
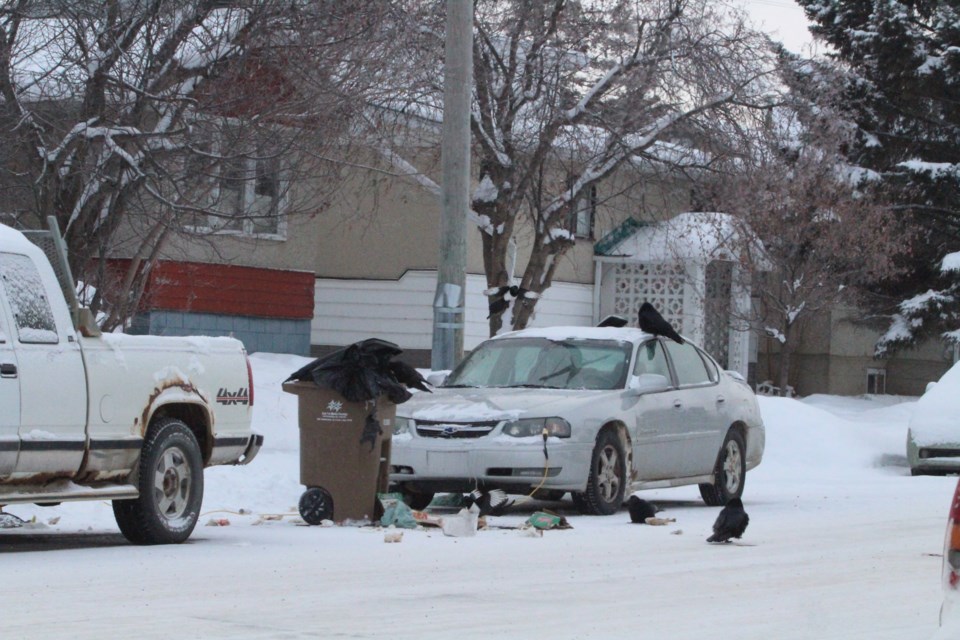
[154,446,191,520]
[597,445,621,502]
[722,440,742,494]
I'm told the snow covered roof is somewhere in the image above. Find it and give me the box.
[598,211,766,266]
[0,222,47,259]
[493,325,652,343]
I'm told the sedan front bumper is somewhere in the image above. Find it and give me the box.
[389,433,593,493]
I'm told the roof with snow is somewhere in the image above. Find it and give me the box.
[596,211,766,265]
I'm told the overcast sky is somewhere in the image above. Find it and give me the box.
[737,0,818,54]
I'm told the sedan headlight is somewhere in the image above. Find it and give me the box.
[503,417,571,438]
[393,416,412,436]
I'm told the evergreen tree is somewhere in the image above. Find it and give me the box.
[796,0,960,352]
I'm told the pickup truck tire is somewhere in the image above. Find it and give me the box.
[112,418,204,545]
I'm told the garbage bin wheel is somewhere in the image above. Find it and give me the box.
[299,487,334,525]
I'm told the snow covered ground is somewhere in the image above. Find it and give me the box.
[0,352,954,640]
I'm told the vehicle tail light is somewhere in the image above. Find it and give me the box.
[945,478,960,590]
[245,354,255,407]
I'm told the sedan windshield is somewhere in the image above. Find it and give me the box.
[444,337,632,390]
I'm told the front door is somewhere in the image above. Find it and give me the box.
[0,252,86,478]
[0,298,19,477]
[662,340,727,477]
[630,339,689,480]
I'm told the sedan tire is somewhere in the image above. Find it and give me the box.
[575,429,626,516]
[699,429,746,506]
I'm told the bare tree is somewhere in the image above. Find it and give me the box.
[708,74,908,395]
[377,0,777,336]
[0,0,399,329]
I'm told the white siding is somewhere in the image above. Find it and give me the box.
[312,271,593,351]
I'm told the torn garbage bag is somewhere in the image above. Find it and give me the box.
[285,338,430,403]
[285,338,431,448]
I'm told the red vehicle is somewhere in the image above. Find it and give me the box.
[937,478,960,638]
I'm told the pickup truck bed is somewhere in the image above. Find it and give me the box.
[0,221,262,544]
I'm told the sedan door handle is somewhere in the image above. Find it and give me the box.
[673,399,682,409]
[716,396,726,404]
[0,363,16,378]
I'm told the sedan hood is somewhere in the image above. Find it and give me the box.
[400,387,621,423]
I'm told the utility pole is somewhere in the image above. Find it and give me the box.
[432,0,472,371]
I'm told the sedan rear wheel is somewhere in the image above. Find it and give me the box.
[575,429,626,516]
[699,429,746,506]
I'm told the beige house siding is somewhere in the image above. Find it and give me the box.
[756,305,953,396]
[311,271,593,362]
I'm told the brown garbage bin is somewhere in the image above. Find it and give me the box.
[282,381,394,524]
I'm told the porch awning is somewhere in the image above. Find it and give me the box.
[595,211,766,266]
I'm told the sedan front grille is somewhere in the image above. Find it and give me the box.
[415,420,499,439]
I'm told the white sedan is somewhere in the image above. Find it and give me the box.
[389,326,765,515]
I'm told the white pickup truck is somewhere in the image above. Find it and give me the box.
[0,221,262,544]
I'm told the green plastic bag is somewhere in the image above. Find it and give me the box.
[525,511,572,530]
[378,493,418,529]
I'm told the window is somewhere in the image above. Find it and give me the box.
[664,341,712,387]
[184,123,288,238]
[866,368,886,394]
[566,183,596,239]
[633,340,672,379]
[0,253,58,344]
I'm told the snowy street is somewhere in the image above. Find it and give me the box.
[0,354,953,640]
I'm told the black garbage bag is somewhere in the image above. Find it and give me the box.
[285,338,425,404]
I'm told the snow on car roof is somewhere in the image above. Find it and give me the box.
[493,325,655,343]
[908,360,960,444]
[0,223,44,255]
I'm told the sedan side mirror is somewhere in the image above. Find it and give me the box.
[628,373,670,395]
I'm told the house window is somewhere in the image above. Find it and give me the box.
[566,184,596,239]
[866,368,886,394]
[185,124,288,238]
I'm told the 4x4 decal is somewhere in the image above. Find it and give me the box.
[216,387,250,405]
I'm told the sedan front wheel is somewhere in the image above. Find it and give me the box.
[574,429,626,516]
[699,429,746,506]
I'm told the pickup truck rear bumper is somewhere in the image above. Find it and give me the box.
[236,432,264,465]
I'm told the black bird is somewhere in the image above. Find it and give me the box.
[387,360,432,393]
[706,498,749,543]
[638,302,684,344]
[627,495,659,523]
[464,488,513,516]
[597,314,629,328]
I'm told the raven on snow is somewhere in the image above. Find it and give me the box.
[706,498,749,543]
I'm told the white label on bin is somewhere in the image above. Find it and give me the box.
[318,399,351,423]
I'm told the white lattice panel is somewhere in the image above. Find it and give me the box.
[612,262,685,328]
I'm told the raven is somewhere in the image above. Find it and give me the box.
[706,498,749,543]
[464,488,514,516]
[638,302,684,344]
[387,360,432,394]
[627,496,659,524]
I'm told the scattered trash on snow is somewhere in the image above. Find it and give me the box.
[47,516,60,525]
[524,511,572,530]
[205,518,231,527]
[671,529,683,535]
[384,530,404,543]
[379,493,418,529]
[644,517,677,526]
[517,526,543,538]
[440,505,480,537]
